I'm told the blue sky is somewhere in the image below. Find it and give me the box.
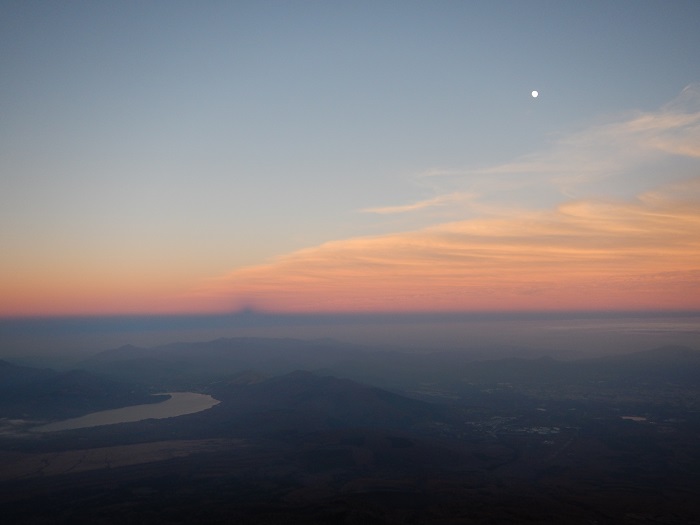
[1,1,700,315]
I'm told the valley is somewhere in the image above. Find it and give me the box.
[1,338,699,523]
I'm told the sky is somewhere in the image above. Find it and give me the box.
[2,1,700,317]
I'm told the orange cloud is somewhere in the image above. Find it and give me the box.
[5,87,699,317]
[199,178,700,313]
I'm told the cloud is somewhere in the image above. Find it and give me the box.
[359,192,475,214]
[198,177,700,312]
[417,83,700,205]
[194,87,700,313]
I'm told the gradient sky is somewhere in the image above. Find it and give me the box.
[2,1,700,316]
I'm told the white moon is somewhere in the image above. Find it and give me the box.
[531,90,539,98]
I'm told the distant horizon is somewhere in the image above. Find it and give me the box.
[2,309,698,361]
[3,307,700,321]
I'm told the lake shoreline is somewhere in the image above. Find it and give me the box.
[32,392,220,433]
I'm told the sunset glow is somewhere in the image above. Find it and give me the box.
[1,3,699,318]
[197,179,700,313]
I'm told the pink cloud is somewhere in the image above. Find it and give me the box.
[198,178,700,312]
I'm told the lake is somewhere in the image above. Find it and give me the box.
[33,392,220,433]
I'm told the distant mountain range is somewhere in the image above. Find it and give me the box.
[3,338,697,422]
[0,359,160,419]
[82,337,363,385]
[78,337,700,391]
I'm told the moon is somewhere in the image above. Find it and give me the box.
[531,90,539,98]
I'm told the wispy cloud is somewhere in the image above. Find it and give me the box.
[194,87,700,313]
[360,192,475,215]
[417,83,700,205]
[197,177,700,312]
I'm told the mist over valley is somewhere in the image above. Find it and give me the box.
[2,328,699,524]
